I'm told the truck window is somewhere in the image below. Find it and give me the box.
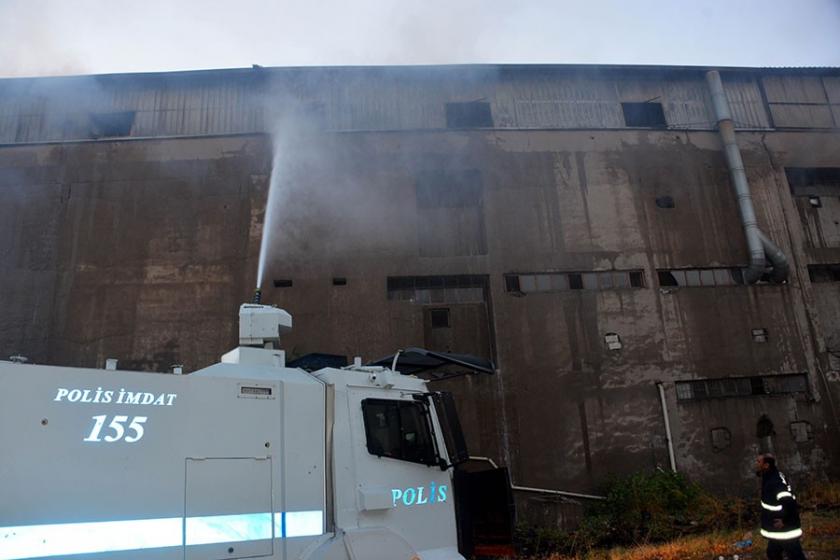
[362,399,438,466]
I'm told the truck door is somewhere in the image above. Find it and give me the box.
[185,457,274,559]
[349,391,459,554]
[454,466,516,558]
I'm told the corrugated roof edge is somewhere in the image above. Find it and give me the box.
[0,63,838,84]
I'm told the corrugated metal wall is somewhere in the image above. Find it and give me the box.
[762,75,838,128]
[0,67,835,143]
[0,73,268,143]
[722,75,772,128]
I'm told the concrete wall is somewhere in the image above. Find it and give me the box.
[0,136,269,370]
[1,65,839,524]
[257,128,840,495]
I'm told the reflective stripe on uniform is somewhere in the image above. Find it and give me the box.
[761,528,803,540]
[776,491,794,500]
[761,501,783,511]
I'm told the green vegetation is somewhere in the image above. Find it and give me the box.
[515,474,840,559]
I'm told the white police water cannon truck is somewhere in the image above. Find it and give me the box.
[0,302,475,560]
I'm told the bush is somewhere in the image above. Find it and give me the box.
[592,470,702,544]
[515,469,754,557]
[799,481,840,510]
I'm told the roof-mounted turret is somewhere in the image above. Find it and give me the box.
[221,303,292,367]
[238,303,292,347]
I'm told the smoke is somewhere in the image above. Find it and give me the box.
[0,1,90,77]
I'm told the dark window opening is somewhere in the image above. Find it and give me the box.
[445,101,494,128]
[657,267,744,287]
[658,271,678,287]
[655,196,675,209]
[622,102,667,128]
[786,167,840,196]
[361,398,438,466]
[765,374,808,394]
[808,264,840,283]
[430,308,451,329]
[89,111,135,138]
[629,271,646,288]
[504,270,644,294]
[757,415,775,438]
[504,275,521,293]
[273,279,293,288]
[332,277,347,286]
[676,373,809,402]
[752,328,769,343]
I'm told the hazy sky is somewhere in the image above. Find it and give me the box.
[1,0,839,77]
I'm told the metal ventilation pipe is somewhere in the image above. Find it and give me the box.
[705,70,789,284]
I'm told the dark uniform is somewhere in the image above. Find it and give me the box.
[760,466,805,560]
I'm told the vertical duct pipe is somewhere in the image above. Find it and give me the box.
[656,382,677,472]
[705,70,789,284]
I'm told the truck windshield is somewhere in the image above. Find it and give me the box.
[362,398,438,466]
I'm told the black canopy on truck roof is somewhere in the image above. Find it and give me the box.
[368,347,495,380]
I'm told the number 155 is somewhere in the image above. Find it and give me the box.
[84,415,148,443]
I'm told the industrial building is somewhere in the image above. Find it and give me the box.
[1,64,839,523]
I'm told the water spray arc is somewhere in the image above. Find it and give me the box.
[256,146,284,292]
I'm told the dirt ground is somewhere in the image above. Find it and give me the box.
[515,510,840,560]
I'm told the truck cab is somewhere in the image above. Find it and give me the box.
[0,304,469,560]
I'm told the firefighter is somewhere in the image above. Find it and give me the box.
[755,454,805,560]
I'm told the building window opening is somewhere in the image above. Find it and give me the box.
[273,279,293,288]
[361,398,438,466]
[785,167,840,196]
[752,328,769,343]
[332,277,347,286]
[757,414,775,454]
[621,102,667,128]
[430,308,451,329]
[808,264,840,283]
[445,101,494,128]
[506,270,645,294]
[89,111,135,138]
[675,373,808,402]
[504,275,521,293]
[757,415,775,437]
[655,195,675,209]
[657,267,744,287]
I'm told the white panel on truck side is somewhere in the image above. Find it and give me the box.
[185,457,274,559]
[0,359,326,560]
